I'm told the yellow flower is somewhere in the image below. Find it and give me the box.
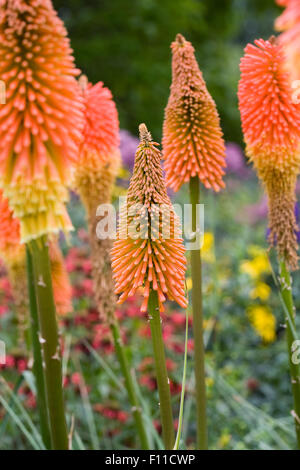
[248,305,276,343]
[240,249,270,279]
[250,282,271,301]
[201,232,215,263]
[205,377,214,388]
[118,165,130,180]
[203,318,216,331]
[218,432,231,449]
[248,245,265,258]
[240,260,257,278]
[185,277,193,291]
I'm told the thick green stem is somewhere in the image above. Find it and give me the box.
[26,246,52,449]
[111,321,150,449]
[148,290,174,449]
[29,236,68,450]
[279,261,300,449]
[189,176,208,450]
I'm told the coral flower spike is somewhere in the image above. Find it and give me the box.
[0,190,72,316]
[0,0,84,242]
[75,76,120,214]
[162,34,226,192]
[0,190,28,342]
[79,75,119,165]
[75,83,150,450]
[49,241,72,316]
[74,76,120,322]
[275,0,300,80]
[0,189,23,265]
[112,124,187,313]
[275,0,299,31]
[238,37,300,270]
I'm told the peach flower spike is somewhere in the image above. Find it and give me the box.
[78,76,120,165]
[275,0,300,80]
[49,241,72,316]
[112,124,187,313]
[74,77,120,323]
[238,37,300,270]
[162,34,226,193]
[0,0,84,243]
[0,190,72,317]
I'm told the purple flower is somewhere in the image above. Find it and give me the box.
[295,203,300,243]
[119,129,139,170]
[246,196,268,225]
[225,142,249,178]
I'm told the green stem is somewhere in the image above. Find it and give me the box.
[26,246,52,449]
[111,321,150,449]
[189,176,208,450]
[148,289,174,449]
[29,236,68,450]
[279,260,300,449]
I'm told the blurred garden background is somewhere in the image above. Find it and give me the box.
[1,0,299,450]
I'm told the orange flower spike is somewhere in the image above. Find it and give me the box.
[275,0,300,81]
[238,38,300,176]
[0,189,23,264]
[0,190,28,344]
[49,242,72,316]
[162,34,226,193]
[74,77,120,323]
[0,0,84,242]
[75,76,120,202]
[74,76,120,212]
[0,191,72,317]
[275,0,300,32]
[112,124,187,313]
[238,38,300,270]
[79,77,119,165]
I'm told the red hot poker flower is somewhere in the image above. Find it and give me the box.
[0,189,23,264]
[0,191,72,316]
[162,34,226,193]
[275,0,300,31]
[79,77,120,165]
[238,38,300,174]
[238,38,300,269]
[49,242,72,316]
[0,0,84,242]
[74,77,120,323]
[112,124,187,313]
[275,0,300,80]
